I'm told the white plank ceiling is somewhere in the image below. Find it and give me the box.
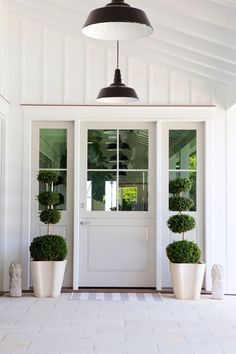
[2,0,236,92]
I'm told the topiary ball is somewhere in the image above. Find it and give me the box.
[167,214,196,234]
[169,196,193,212]
[37,192,60,206]
[39,209,61,224]
[30,235,67,261]
[169,177,192,194]
[37,170,58,184]
[166,240,201,263]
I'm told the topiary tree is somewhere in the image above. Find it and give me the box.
[166,177,201,263]
[30,170,67,261]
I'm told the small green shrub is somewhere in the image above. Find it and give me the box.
[168,214,196,234]
[169,178,192,194]
[40,209,61,224]
[30,235,67,261]
[166,240,201,263]
[169,196,193,212]
[37,192,60,206]
[37,170,58,184]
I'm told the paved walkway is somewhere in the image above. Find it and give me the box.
[0,293,236,354]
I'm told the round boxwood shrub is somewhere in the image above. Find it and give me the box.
[169,196,193,212]
[40,209,61,224]
[37,191,60,206]
[168,214,196,234]
[37,170,58,184]
[169,178,192,195]
[166,240,201,263]
[30,235,67,261]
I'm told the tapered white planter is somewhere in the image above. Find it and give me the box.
[170,262,205,300]
[31,260,67,298]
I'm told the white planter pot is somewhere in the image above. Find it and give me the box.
[31,260,67,298]
[169,262,206,300]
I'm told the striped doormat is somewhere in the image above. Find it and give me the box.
[69,292,163,302]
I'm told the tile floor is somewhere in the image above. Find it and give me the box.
[0,293,236,354]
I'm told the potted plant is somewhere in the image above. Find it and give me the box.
[30,171,67,298]
[166,177,205,300]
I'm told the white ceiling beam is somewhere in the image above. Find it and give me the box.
[143,39,236,77]
[137,0,236,32]
[208,0,236,10]
[121,42,233,85]
[154,25,236,65]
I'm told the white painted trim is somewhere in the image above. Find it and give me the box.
[156,121,163,290]
[204,120,215,291]
[21,116,32,289]
[0,96,9,291]
[73,120,80,290]
[22,106,215,121]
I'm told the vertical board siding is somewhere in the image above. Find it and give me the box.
[22,22,42,103]
[86,44,106,104]
[12,19,215,105]
[128,58,149,104]
[64,37,85,104]
[43,30,64,103]
[170,73,191,105]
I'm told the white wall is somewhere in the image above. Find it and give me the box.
[1,9,231,292]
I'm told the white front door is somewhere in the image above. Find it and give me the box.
[79,122,156,287]
[31,122,74,287]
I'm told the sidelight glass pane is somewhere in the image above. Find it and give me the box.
[87,171,117,211]
[119,130,148,169]
[39,171,67,211]
[169,130,196,170]
[169,171,196,211]
[118,172,148,211]
[39,129,67,169]
[88,130,117,169]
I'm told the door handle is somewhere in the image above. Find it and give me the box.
[80,221,91,226]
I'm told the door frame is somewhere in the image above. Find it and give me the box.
[22,105,215,291]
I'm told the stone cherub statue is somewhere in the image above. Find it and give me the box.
[9,262,22,297]
[211,264,224,300]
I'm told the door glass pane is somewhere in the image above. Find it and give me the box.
[87,172,117,211]
[169,130,196,170]
[88,130,117,169]
[169,171,196,211]
[169,129,197,212]
[39,171,67,211]
[119,130,148,169]
[40,129,67,169]
[119,172,148,211]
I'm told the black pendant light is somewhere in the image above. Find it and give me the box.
[82,0,153,41]
[97,41,139,104]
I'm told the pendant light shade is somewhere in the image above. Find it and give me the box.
[97,68,138,104]
[82,0,153,40]
[97,41,138,104]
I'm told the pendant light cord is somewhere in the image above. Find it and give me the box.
[116,40,119,69]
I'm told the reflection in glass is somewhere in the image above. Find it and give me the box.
[87,172,117,211]
[88,130,117,169]
[39,171,67,211]
[119,130,148,169]
[169,171,196,211]
[40,129,67,169]
[119,172,148,211]
[169,130,196,170]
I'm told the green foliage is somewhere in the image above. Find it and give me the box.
[37,192,60,206]
[169,178,192,194]
[169,196,193,212]
[168,214,196,234]
[30,235,67,261]
[37,170,58,184]
[166,240,201,263]
[40,209,61,224]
